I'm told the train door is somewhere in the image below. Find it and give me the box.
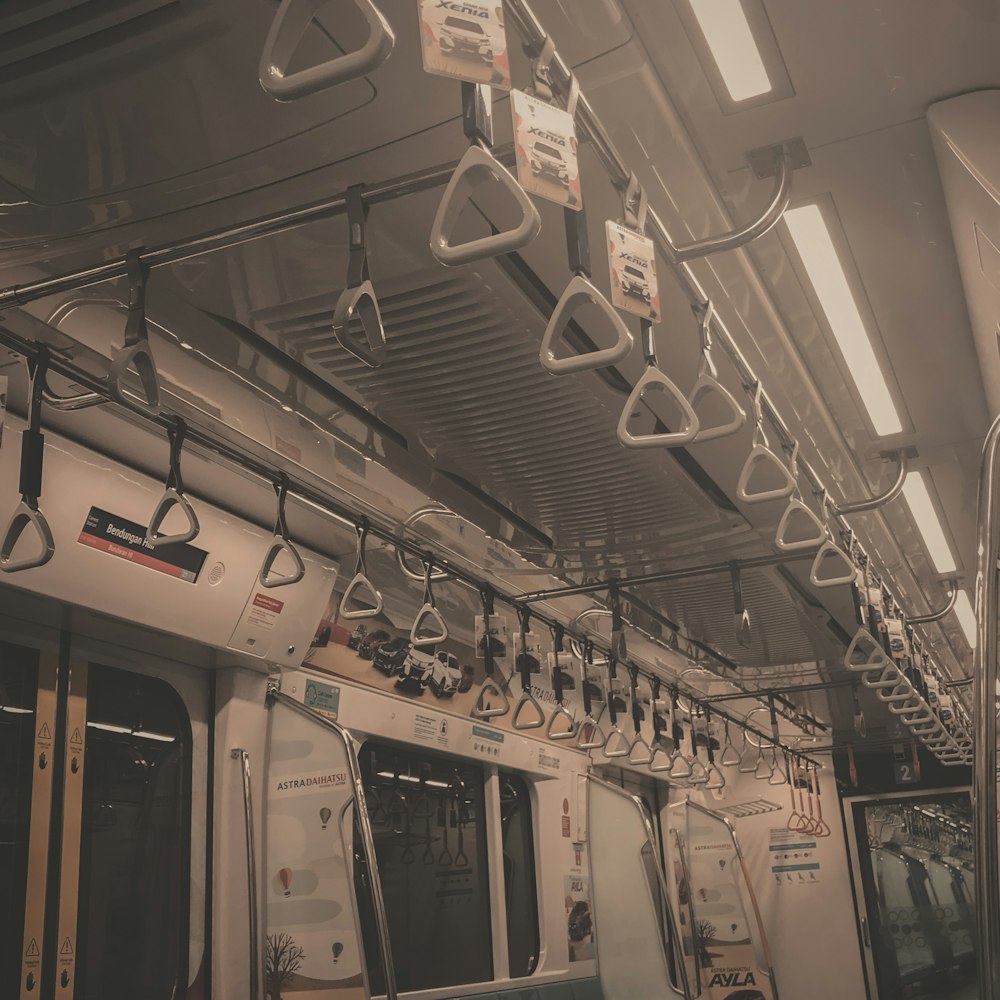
[843,790,976,1000]
[1,622,208,1000]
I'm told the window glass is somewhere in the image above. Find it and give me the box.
[75,665,191,1000]
[358,743,492,993]
[498,772,539,977]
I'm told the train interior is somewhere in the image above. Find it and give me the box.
[1,2,998,999]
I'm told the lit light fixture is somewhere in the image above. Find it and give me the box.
[88,720,176,742]
[953,590,976,648]
[784,204,903,436]
[901,472,957,574]
[688,0,771,101]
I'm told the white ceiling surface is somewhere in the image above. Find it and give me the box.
[0,0,987,694]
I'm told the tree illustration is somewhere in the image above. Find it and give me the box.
[266,932,305,1000]
[695,919,718,968]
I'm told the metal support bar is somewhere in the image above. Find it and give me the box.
[973,412,1000,995]
[831,451,909,516]
[515,552,813,604]
[231,748,262,1000]
[908,582,958,625]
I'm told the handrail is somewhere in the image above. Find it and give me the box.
[973,412,1000,995]
[908,583,958,625]
[231,748,262,1000]
[831,451,908,515]
[267,689,398,999]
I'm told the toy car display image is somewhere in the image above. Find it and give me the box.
[372,635,411,676]
[359,628,392,660]
[347,624,368,650]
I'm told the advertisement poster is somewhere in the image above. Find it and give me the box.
[565,874,595,962]
[306,582,590,741]
[265,699,366,999]
[606,220,660,321]
[418,0,511,89]
[667,803,775,1000]
[511,89,582,210]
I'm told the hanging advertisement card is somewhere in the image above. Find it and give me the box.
[511,89,582,209]
[418,0,511,89]
[606,221,660,321]
[565,874,595,961]
[474,613,509,659]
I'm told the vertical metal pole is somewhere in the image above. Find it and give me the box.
[232,748,262,1000]
[974,413,1000,996]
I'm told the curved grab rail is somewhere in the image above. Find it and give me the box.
[1,349,55,573]
[430,143,541,267]
[670,145,793,263]
[832,451,908,516]
[909,583,959,625]
[259,0,394,101]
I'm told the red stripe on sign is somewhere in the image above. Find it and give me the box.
[252,593,284,613]
[78,532,186,579]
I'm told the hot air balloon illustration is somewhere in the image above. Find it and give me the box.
[718,859,726,871]
[698,888,707,902]
[278,867,293,896]
[320,807,332,830]
[332,942,343,964]
[731,923,738,935]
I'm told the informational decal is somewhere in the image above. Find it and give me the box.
[304,678,341,719]
[77,506,208,583]
[606,221,660,321]
[229,590,286,658]
[511,89,582,209]
[565,874,594,962]
[474,613,509,659]
[768,827,821,885]
[471,723,504,758]
[418,0,511,89]
[414,711,452,748]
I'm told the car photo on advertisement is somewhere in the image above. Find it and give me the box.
[372,636,410,676]
[358,628,392,660]
[428,652,465,698]
[395,643,439,694]
[437,15,493,63]
[528,140,569,186]
[620,263,651,304]
[347,624,368,650]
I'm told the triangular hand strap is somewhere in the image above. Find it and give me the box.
[736,443,797,504]
[669,752,693,780]
[577,714,607,751]
[259,536,306,589]
[649,742,672,772]
[617,364,700,449]
[862,664,902,690]
[688,371,746,443]
[539,275,634,375]
[473,677,510,719]
[720,742,741,767]
[705,764,727,790]
[259,0,394,101]
[146,488,200,548]
[628,734,652,766]
[333,280,387,368]
[512,690,545,730]
[603,726,631,759]
[338,571,384,620]
[845,628,889,672]
[430,144,541,267]
[0,500,55,573]
[410,603,448,645]
[547,704,579,741]
[775,498,827,552]
[735,608,752,650]
[810,539,856,588]
[109,250,160,417]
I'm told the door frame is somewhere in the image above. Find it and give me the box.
[841,786,973,1000]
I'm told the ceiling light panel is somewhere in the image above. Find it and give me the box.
[784,203,904,437]
[688,0,770,101]
[953,590,976,648]
[901,472,957,574]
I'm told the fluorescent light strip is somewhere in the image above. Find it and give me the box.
[689,0,771,101]
[784,205,903,436]
[901,472,957,574]
[954,591,976,649]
